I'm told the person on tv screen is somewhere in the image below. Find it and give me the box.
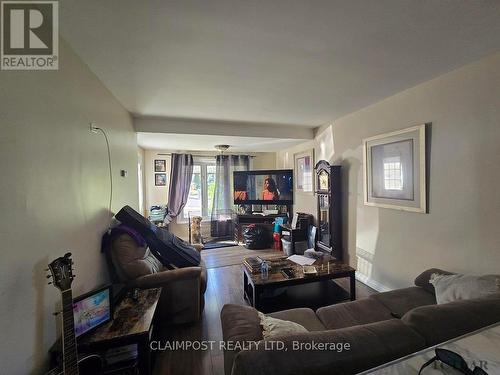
[234,190,248,201]
[234,174,248,201]
[262,177,279,200]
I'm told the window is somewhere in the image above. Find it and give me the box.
[207,165,216,214]
[383,156,403,190]
[182,162,216,220]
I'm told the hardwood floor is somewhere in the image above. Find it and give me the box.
[200,245,282,269]
[153,253,377,375]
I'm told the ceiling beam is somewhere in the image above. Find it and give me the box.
[133,116,315,140]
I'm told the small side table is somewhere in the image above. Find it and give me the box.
[79,288,162,375]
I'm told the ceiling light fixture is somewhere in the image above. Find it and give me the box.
[214,144,230,154]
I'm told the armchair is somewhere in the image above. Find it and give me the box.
[106,232,207,325]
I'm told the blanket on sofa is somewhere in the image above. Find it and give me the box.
[115,205,201,268]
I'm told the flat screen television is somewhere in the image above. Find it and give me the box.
[234,169,293,205]
[73,285,112,338]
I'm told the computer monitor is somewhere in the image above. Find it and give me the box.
[73,285,113,338]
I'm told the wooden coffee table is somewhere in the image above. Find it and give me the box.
[243,257,356,310]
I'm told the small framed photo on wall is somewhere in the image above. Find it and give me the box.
[154,159,166,172]
[155,173,167,186]
[294,149,314,193]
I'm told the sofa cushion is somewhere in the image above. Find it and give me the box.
[402,294,500,346]
[115,205,201,268]
[370,286,436,318]
[221,304,263,375]
[110,233,163,281]
[316,298,393,329]
[430,273,500,304]
[268,308,325,331]
[231,319,426,375]
[415,268,454,294]
[199,259,208,294]
[221,304,263,341]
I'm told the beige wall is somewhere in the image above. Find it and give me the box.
[0,40,138,374]
[277,52,500,291]
[144,150,171,210]
[252,152,277,170]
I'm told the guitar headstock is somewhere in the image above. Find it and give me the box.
[47,253,74,291]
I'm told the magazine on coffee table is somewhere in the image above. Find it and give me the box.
[287,254,316,266]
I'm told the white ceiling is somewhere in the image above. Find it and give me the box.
[60,0,500,128]
[137,132,305,152]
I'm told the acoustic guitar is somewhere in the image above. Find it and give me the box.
[47,253,103,375]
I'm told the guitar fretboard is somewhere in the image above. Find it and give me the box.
[61,290,79,375]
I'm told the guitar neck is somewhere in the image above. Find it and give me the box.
[61,289,79,375]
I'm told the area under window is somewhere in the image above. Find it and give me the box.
[383,156,403,190]
[182,162,216,220]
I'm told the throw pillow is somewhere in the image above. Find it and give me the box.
[430,273,500,304]
[414,268,454,294]
[258,312,308,339]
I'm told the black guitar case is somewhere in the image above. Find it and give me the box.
[115,205,201,268]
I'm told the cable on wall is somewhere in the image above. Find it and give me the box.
[91,123,113,230]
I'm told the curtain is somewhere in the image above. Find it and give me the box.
[164,153,194,224]
[210,155,250,239]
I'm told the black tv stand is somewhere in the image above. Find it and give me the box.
[235,213,288,243]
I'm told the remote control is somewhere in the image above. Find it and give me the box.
[281,268,295,278]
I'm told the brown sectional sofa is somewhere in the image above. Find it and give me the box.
[220,269,500,375]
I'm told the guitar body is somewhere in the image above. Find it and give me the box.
[47,354,103,375]
[76,355,103,375]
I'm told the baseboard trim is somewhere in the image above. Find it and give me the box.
[355,274,391,293]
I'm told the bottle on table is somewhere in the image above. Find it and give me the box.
[261,260,269,279]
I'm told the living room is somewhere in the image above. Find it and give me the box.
[1,1,500,375]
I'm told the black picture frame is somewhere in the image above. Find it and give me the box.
[155,173,167,186]
[154,159,166,172]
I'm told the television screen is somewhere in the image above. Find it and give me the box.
[73,286,112,338]
[234,169,293,204]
